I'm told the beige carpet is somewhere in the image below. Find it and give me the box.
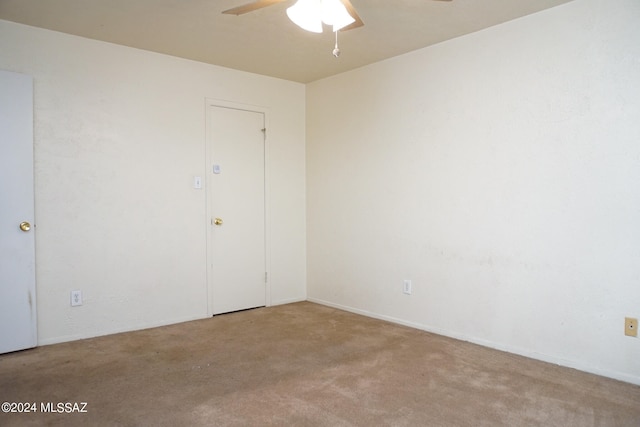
[1,302,638,426]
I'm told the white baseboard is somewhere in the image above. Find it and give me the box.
[38,299,308,347]
[307,297,640,386]
[37,313,208,347]
[270,296,307,306]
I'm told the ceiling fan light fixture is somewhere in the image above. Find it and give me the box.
[286,0,323,33]
[287,0,355,33]
[321,0,355,32]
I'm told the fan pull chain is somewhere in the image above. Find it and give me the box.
[332,30,341,58]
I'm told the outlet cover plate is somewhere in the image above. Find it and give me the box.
[71,290,83,307]
[403,280,412,295]
[625,317,638,337]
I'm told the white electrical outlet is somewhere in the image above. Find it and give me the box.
[70,290,83,307]
[403,280,412,295]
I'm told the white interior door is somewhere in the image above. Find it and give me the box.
[0,70,37,354]
[208,105,266,315]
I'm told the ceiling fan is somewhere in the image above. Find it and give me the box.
[223,0,452,58]
[223,0,453,33]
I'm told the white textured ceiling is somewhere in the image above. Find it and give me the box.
[0,0,574,83]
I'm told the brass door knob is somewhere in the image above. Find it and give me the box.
[213,218,223,226]
[19,221,31,232]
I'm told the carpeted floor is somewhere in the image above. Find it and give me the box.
[0,302,639,426]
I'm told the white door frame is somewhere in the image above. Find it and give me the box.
[205,99,271,316]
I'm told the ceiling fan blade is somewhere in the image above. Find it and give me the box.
[339,0,364,31]
[222,0,287,15]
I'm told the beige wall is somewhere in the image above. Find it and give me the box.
[0,20,307,344]
[307,0,640,384]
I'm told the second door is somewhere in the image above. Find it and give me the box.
[208,105,266,315]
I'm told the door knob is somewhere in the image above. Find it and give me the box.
[213,218,223,226]
[19,221,31,232]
